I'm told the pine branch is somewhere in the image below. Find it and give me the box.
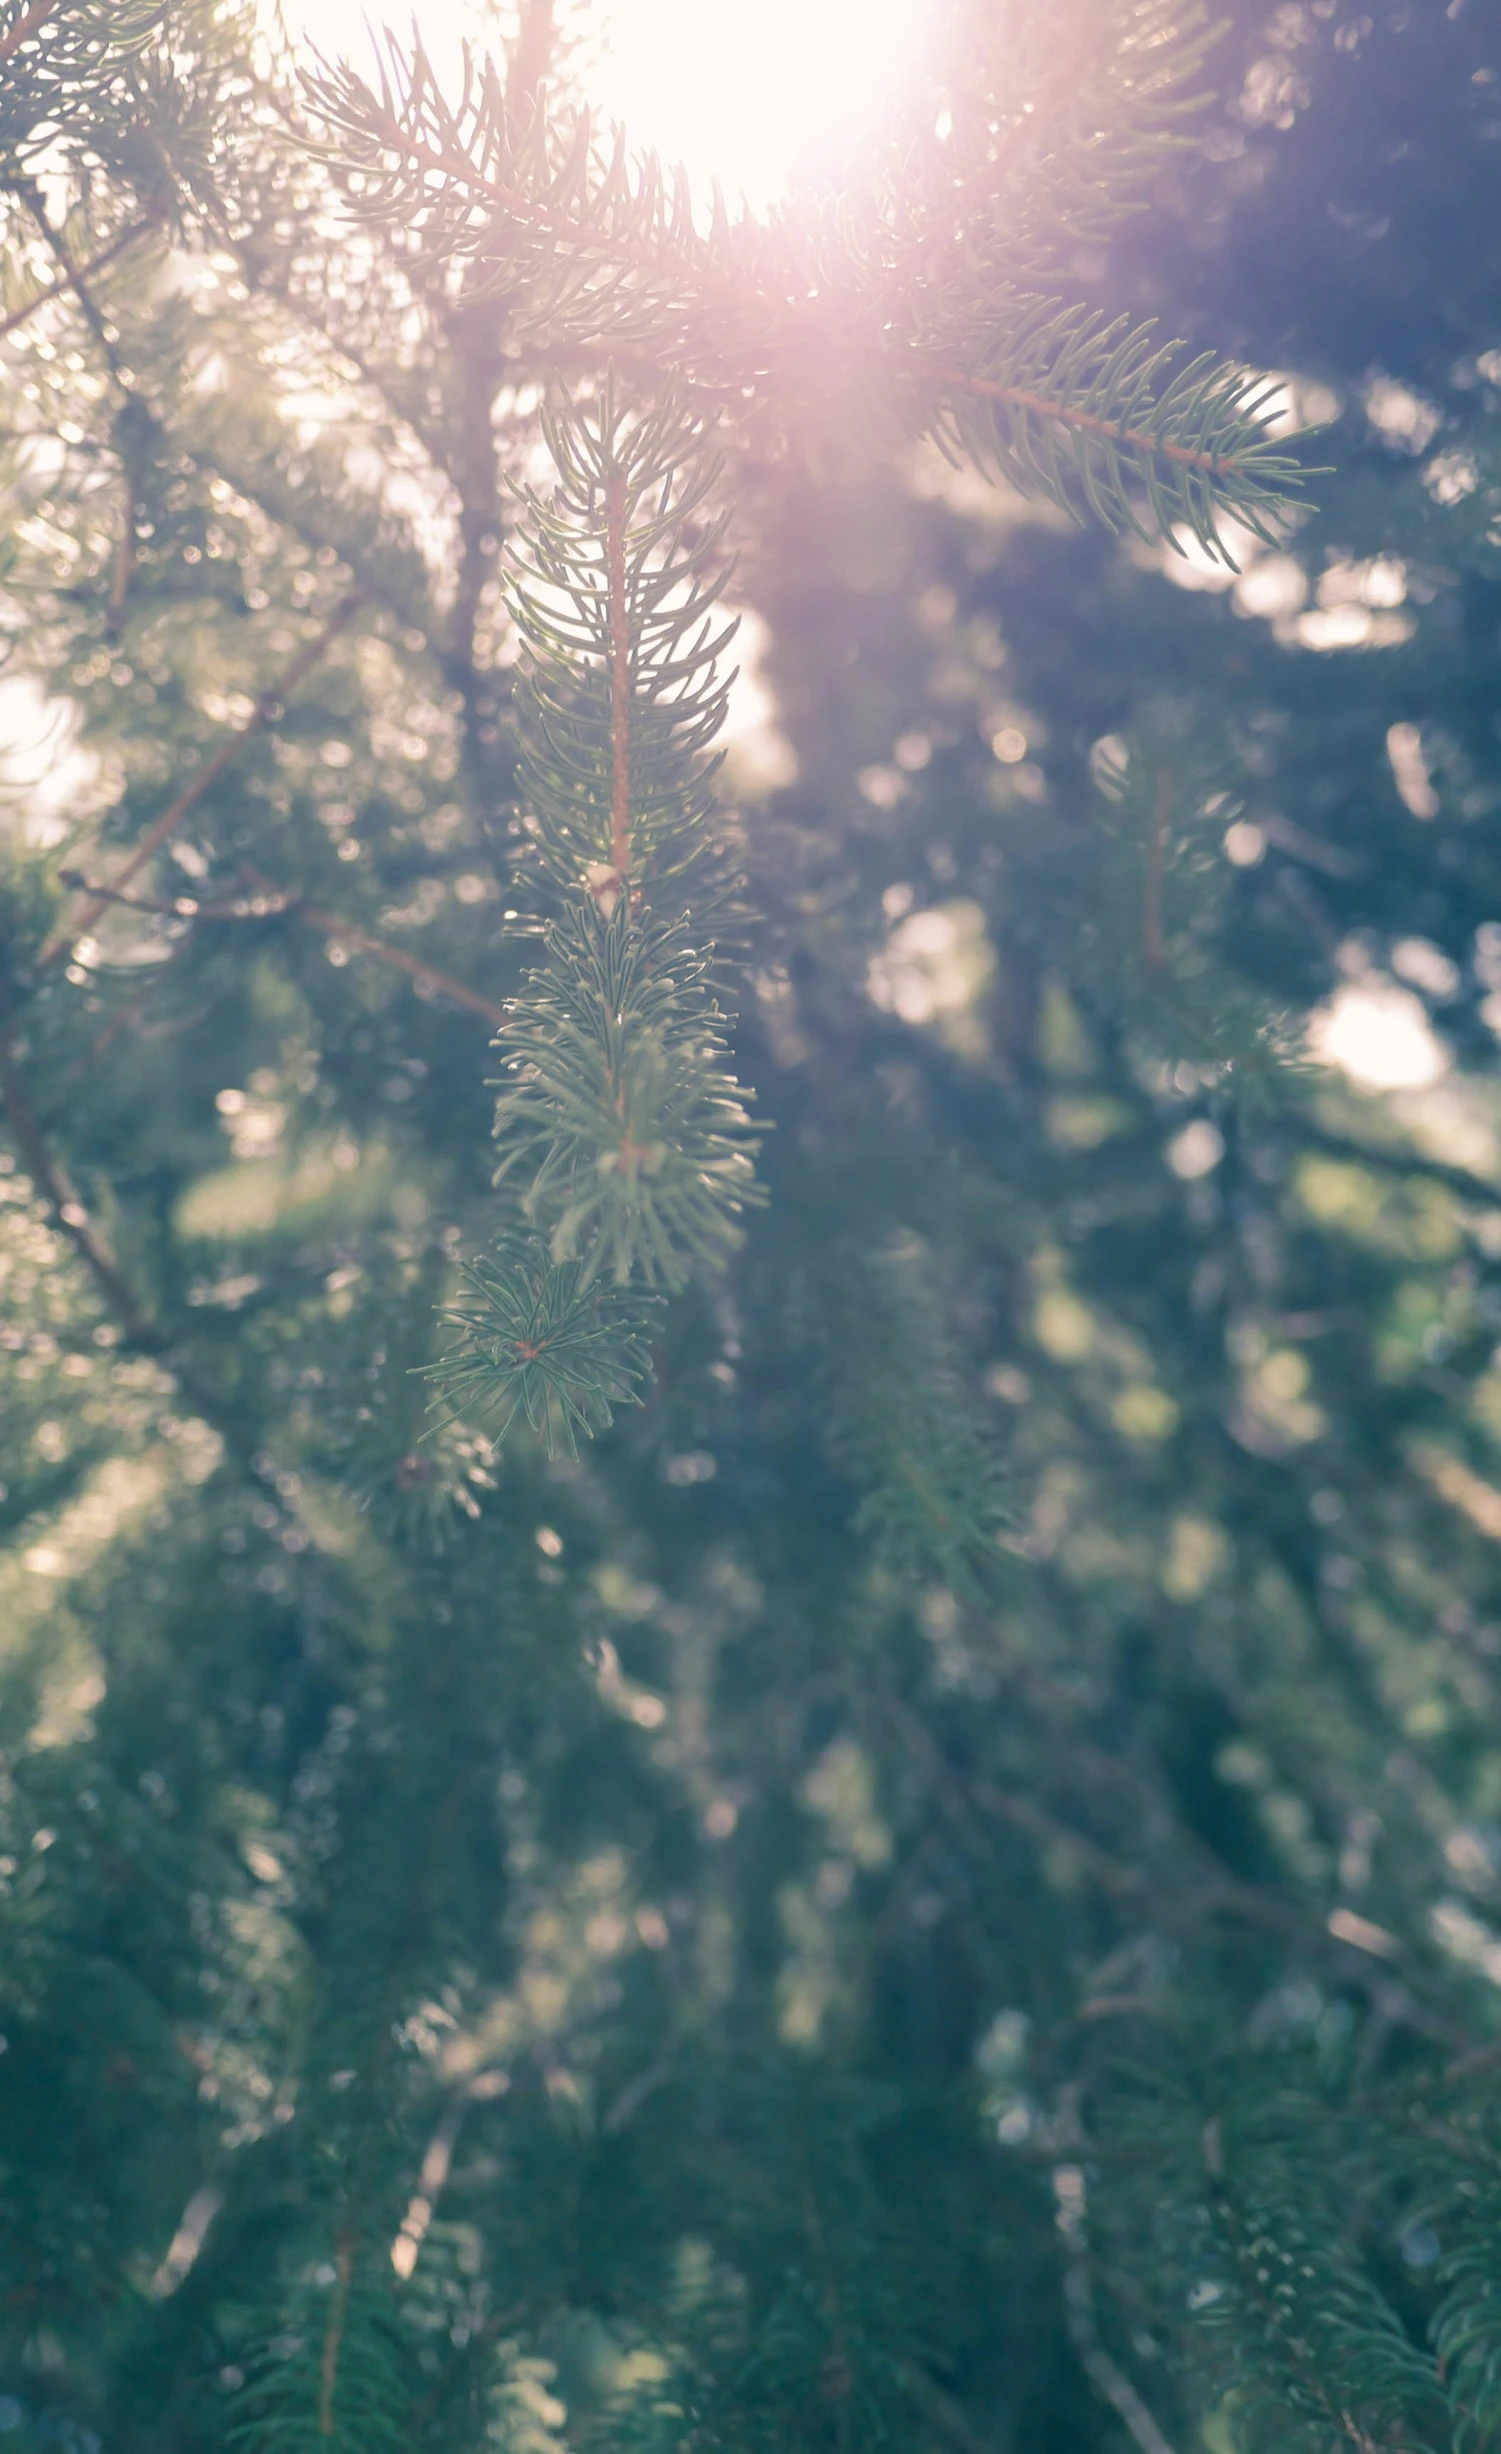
[506,383,737,906]
[817,1229,1011,1590]
[0,960,336,1563]
[1190,2112,1449,2454]
[230,2237,412,2454]
[432,382,758,1453]
[0,0,165,155]
[930,322,1308,557]
[941,365,1258,482]
[490,897,761,1291]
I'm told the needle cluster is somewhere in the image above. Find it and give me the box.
[428,386,761,1453]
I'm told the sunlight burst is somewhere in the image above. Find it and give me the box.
[590,0,928,208]
[278,0,928,212]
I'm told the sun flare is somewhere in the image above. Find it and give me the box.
[590,0,929,209]
[282,0,928,211]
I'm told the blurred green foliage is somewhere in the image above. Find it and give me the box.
[4,3,1501,2452]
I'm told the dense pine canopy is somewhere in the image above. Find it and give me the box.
[3,3,1501,2450]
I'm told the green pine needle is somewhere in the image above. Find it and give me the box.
[427,1234,659,1459]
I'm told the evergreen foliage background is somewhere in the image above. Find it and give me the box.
[2,2,1501,2450]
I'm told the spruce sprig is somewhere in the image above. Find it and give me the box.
[929,316,1300,559]
[507,385,738,914]
[491,897,761,1291]
[428,1235,659,1461]
[227,2243,411,2454]
[431,382,760,1450]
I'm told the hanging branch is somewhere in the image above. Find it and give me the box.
[302,0,1316,1474]
[427,383,759,1455]
[605,462,632,890]
[486,382,759,1292]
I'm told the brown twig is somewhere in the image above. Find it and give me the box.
[969,1768,1147,1900]
[390,2069,507,2279]
[0,1018,159,1346]
[601,2054,675,2137]
[15,188,146,629]
[1445,2037,1501,2087]
[241,867,510,1027]
[16,178,125,383]
[86,968,172,1067]
[0,0,58,68]
[57,867,510,1029]
[299,901,511,1027]
[39,594,364,967]
[0,216,153,346]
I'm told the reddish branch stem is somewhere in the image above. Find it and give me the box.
[939,367,1248,482]
[107,460,139,633]
[317,2233,355,2437]
[605,465,632,883]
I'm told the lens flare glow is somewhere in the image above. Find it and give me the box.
[591,0,928,208]
[279,0,928,211]
[1310,979,1449,1093]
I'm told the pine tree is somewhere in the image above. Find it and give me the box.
[4,3,1501,2452]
